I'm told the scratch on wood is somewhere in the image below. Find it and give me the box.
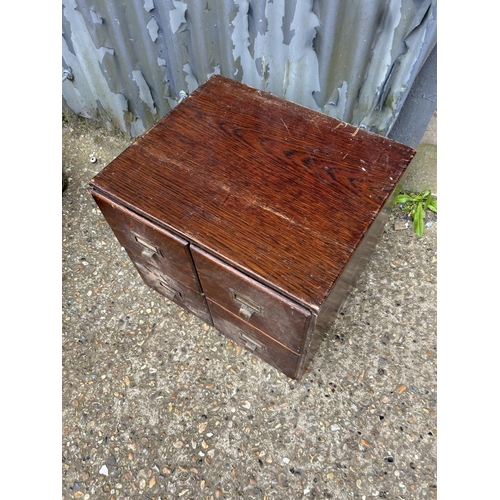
[351,127,359,137]
[280,118,292,139]
[313,119,324,138]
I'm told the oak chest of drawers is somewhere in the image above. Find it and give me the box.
[89,75,415,380]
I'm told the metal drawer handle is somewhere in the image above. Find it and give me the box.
[230,289,263,321]
[240,332,266,352]
[134,233,161,260]
[158,280,181,301]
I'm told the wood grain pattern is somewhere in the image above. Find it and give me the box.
[207,299,300,379]
[92,191,203,292]
[191,245,310,354]
[90,75,415,310]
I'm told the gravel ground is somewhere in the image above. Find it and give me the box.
[62,116,437,500]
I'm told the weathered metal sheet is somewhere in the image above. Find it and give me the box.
[62,0,436,137]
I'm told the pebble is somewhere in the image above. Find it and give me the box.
[99,465,109,476]
[331,424,340,431]
[394,221,408,231]
[277,472,287,488]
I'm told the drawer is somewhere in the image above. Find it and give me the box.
[191,246,310,353]
[92,192,202,292]
[207,300,299,379]
[133,258,213,325]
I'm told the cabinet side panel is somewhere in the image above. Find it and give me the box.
[298,186,401,375]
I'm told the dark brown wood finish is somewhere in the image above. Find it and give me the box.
[90,75,415,310]
[191,245,310,354]
[207,300,300,379]
[92,192,202,292]
[89,75,416,379]
[132,258,213,325]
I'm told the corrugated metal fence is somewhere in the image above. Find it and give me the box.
[62,0,436,137]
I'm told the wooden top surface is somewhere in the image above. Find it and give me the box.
[90,75,415,310]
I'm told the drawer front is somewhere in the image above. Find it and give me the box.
[92,192,202,292]
[133,258,213,325]
[208,300,299,379]
[191,246,310,353]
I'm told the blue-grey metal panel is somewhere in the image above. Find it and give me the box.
[62,0,436,137]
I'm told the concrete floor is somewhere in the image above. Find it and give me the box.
[62,115,437,499]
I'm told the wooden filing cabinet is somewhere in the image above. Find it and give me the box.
[89,75,415,380]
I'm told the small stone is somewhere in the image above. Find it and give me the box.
[394,221,408,231]
[396,385,407,394]
[199,422,208,433]
[278,472,287,488]
[74,492,84,499]
[330,424,340,431]
[139,478,146,489]
[282,457,290,464]
[149,476,156,488]
[173,441,184,448]
[381,395,390,403]
[99,465,109,476]
[215,488,223,498]
[359,438,371,448]
[327,472,334,480]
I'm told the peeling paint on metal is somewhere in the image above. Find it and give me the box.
[96,46,114,64]
[144,0,155,13]
[183,62,199,94]
[132,70,157,115]
[325,81,349,121]
[62,0,436,137]
[147,16,160,42]
[62,0,128,131]
[169,0,188,34]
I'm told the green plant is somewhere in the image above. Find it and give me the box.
[395,190,437,237]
